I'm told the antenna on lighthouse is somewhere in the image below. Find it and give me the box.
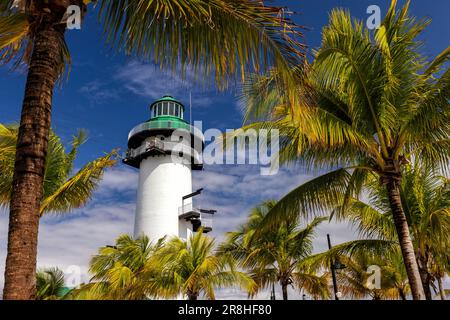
[189,91,192,125]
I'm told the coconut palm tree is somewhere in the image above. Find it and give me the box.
[36,267,71,300]
[0,123,115,299]
[74,234,165,300]
[331,163,449,299]
[0,0,305,299]
[238,0,449,299]
[0,123,116,214]
[219,201,330,300]
[276,161,449,299]
[78,233,254,300]
[334,249,409,300]
[148,231,256,300]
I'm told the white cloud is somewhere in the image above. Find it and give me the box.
[0,163,357,299]
[114,61,217,108]
[0,167,138,292]
[79,80,120,104]
[97,166,138,194]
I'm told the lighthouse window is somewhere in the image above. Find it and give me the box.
[163,102,168,115]
[156,103,161,116]
[169,103,174,116]
[175,105,179,117]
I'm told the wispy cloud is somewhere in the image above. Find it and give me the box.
[79,80,120,105]
[114,61,218,108]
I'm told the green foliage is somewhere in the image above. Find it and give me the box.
[1,0,305,86]
[36,267,71,300]
[238,2,448,298]
[0,123,116,216]
[241,0,449,173]
[149,231,256,300]
[300,162,449,299]
[335,249,410,300]
[219,200,330,299]
[76,232,255,300]
[74,234,164,300]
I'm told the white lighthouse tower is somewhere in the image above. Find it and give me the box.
[123,96,213,242]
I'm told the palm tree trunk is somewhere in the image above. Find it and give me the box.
[437,277,446,300]
[2,20,63,300]
[188,294,198,300]
[385,178,425,300]
[418,267,433,300]
[398,288,406,300]
[281,281,288,300]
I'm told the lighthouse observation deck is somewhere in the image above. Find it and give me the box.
[178,202,214,233]
[123,96,204,170]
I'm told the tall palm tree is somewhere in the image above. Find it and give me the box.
[75,234,164,300]
[219,201,330,300]
[78,233,254,300]
[335,249,409,300]
[274,161,448,299]
[36,267,71,300]
[238,0,449,299]
[0,123,116,215]
[0,0,305,299]
[0,123,115,299]
[148,231,256,300]
[331,163,449,299]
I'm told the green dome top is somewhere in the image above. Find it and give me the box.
[149,95,186,120]
[150,95,185,110]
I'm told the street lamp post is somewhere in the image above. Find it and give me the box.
[327,234,346,300]
[270,283,276,300]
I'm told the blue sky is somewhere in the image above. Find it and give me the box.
[0,0,449,299]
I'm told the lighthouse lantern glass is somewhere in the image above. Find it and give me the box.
[151,98,184,120]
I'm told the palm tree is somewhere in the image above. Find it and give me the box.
[335,249,409,300]
[331,163,449,299]
[279,161,448,299]
[149,231,256,300]
[219,201,330,300]
[36,267,71,300]
[0,124,116,215]
[238,0,449,299]
[0,0,305,299]
[75,234,164,300]
[0,123,115,299]
[78,233,254,300]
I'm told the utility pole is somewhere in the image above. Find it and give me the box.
[189,91,192,125]
[270,283,276,300]
[327,234,340,300]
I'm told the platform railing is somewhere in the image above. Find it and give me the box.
[128,121,204,141]
[200,217,213,230]
[178,202,201,217]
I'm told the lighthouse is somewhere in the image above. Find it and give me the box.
[123,96,213,242]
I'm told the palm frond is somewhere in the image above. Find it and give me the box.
[97,0,305,88]
[260,168,352,228]
[40,151,116,215]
